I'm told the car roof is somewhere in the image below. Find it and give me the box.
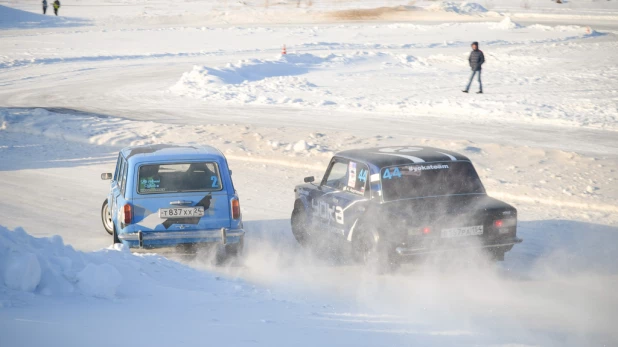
[120,144,225,164]
[336,146,470,168]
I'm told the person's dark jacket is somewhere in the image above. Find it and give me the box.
[469,49,485,71]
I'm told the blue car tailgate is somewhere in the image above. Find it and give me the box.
[132,191,231,232]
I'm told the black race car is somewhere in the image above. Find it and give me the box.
[291,146,522,269]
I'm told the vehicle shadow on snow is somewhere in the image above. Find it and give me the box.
[243,218,618,277]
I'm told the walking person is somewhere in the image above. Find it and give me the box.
[463,41,485,94]
[42,0,48,14]
[53,0,61,16]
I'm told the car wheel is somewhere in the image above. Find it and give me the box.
[352,229,397,273]
[291,201,311,246]
[352,228,375,263]
[214,238,243,265]
[225,235,244,257]
[101,199,114,235]
[489,250,505,262]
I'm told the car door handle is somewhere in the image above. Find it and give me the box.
[170,200,193,205]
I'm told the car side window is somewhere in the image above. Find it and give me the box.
[345,161,369,197]
[323,160,349,190]
[113,154,122,181]
[120,160,129,197]
[322,159,370,196]
[117,159,125,189]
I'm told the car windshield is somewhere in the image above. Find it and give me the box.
[138,162,222,194]
[380,162,485,201]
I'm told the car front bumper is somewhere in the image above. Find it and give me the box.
[119,228,245,248]
[394,236,523,257]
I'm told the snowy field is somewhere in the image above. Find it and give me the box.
[1,0,618,346]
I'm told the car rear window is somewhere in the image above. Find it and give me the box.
[380,162,485,201]
[138,162,222,194]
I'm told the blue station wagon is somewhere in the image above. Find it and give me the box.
[100,144,244,255]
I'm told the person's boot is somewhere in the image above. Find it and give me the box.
[476,91,483,94]
[462,90,468,93]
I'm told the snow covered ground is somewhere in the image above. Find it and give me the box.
[1,1,617,346]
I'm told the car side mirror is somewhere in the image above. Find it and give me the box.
[304,176,315,183]
[229,170,233,176]
[101,173,112,180]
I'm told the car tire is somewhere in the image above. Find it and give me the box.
[291,201,311,246]
[214,239,243,265]
[352,228,398,273]
[225,235,244,257]
[101,199,114,235]
[490,250,506,262]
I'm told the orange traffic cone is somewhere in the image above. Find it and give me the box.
[281,44,287,55]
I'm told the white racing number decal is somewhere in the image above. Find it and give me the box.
[312,199,344,225]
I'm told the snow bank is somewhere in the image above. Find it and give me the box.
[171,51,430,107]
[0,5,88,29]
[0,108,335,164]
[489,16,522,30]
[0,225,239,302]
[428,1,488,15]
[3,251,41,292]
[76,263,122,299]
[175,55,310,86]
[0,226,119,298]
[173,53,346,88]
[171,53,358,106]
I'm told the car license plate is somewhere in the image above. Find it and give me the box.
[159,207,204,218]
[441,225,483,238]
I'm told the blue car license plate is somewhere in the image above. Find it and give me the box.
[159,207,205,218]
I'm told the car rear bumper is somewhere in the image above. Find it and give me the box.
[394,237,523,257]
[119,228,244,248]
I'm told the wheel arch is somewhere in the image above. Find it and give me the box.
[347,217,379,244]
[293,196,311,216]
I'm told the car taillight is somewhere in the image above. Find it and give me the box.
[122,204,132,225]
[231,198,241,220]
[494,218,516,228]
[422,227,431,235]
